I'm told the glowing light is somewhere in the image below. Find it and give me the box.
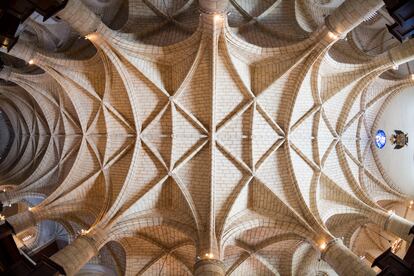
[410,200,413,205]
[28,59,34,65]
[411,74,414,80]
[388,210,395,215]
[328,32,338,40]
[204,253,214,259]
[22,235,32,242]
[319,242,327,250]
[214,14,222,22]
[392,65,399,70]
[391,238,403,253]
[80,229,90,235]
[28,207,32,211]
[0,214,5,221]
[84,34,97,41]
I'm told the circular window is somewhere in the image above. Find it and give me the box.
[375,130,386,149]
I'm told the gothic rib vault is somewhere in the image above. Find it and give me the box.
[1,0,414,275]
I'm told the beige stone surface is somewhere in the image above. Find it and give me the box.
[1,0,414,275]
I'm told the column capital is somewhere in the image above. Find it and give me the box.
[388,39,414,66]
[320,238,342,259]
[194,258,225,276]
[0,192,10,206]
[50,231,106,276]
[384,213,414,242]
[1,41,36,63]
[6,210,37,234]
[0,190,26,207]
[325,0,384,36]
[57,0,103,36]
[80,227,108,252]
[322,238,375,276]
[0,66,12,82]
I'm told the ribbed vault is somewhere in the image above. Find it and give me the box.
[1,0,414,275]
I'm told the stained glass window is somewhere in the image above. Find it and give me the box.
[375,130,386,149]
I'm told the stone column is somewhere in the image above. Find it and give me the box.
[0,66,12,81]
[322,239,375,276]
[194,259,225,276]
[1,42,36,63]
[0,190,26,207]
[76,264,117,276]
[0,192,8,205]
[50,236,97,276]
[325,0,384,36]
[50,228,106,276]
[384,213,414,242]
[57,0,102,36]
[370,210,414,242]
[388,39,414,66]
[6,210,37,234]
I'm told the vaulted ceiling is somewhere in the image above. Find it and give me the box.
[1,0,414,275]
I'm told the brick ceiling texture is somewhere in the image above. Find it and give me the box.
[1,0,414,275]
